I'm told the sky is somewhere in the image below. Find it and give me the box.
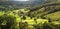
[13,0,30,1]
[0,0,34,1]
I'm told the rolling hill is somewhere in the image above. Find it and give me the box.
[26,2,60,22]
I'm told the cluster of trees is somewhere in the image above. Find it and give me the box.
[0,5,20,11]
[0,1,60,29]
[18,13,60,29]
[0,13,60,29]
[19,21,60,29]
[0,14,16,29]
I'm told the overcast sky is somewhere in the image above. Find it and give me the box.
[10,0,37,1]
[0,0,41,1]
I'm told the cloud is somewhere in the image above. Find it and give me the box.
[0,0,9,1]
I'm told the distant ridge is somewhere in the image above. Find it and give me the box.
[0,0,45,6]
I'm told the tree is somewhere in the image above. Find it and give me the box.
[34,18,37,24]
[48,18,52,22]
[19,22,29,29]
[0,14,16,29]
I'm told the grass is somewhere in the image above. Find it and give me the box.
[45,11,60,20]
[0,9,48,26]
[0,8,60,26]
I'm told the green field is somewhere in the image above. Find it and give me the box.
[0,1,60,29]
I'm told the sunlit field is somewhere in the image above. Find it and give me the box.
[0,9,48,25]
[0,7,60,29]
[0,0,60,29]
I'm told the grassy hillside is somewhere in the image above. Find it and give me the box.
[0,1,60,29]
[27,2,60,21]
